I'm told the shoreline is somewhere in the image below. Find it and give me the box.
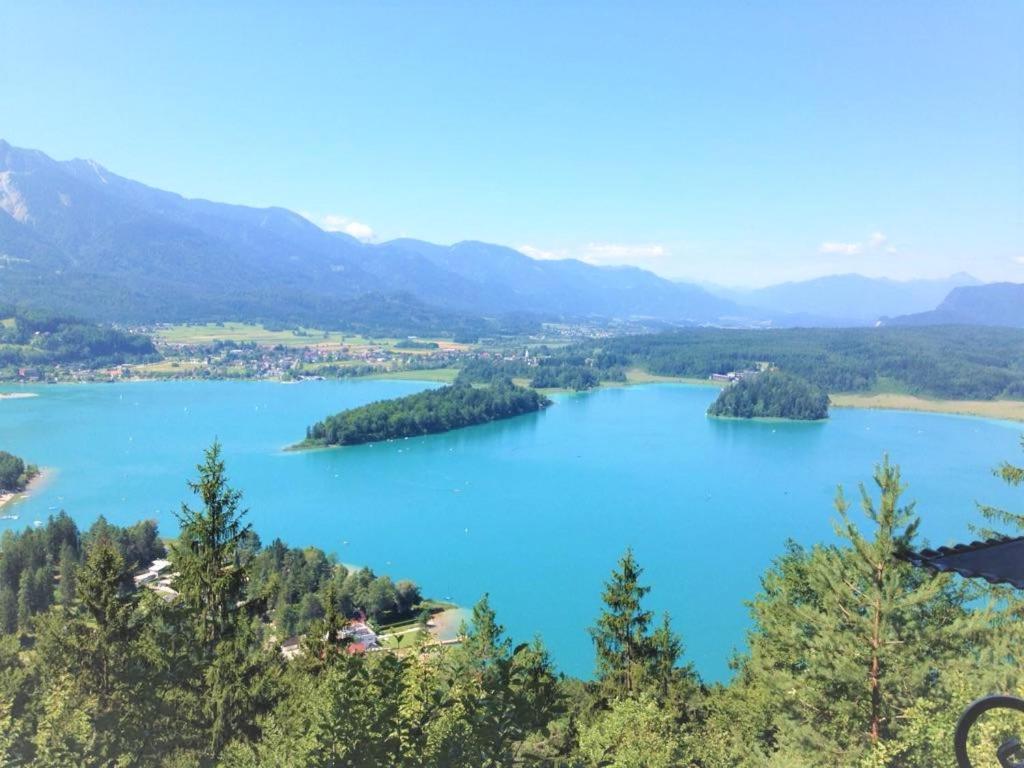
[830,393,1024,423]
[707,413,827,424]
[6,373,1024,426]
[0,467,52,513]
[427,606,470,643]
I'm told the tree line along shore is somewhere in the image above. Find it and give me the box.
[5,306,1024,423]
[0,450,39,509]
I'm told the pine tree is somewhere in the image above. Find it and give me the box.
[173,440,252,647]
[733,457,990,764]
[589,547,654,695]
[57,543,77,606]
[648,612,683,698]
[977,436,1024,534]
[459,593,511,667]
[0,586,15,634]
[16,571,31,631]
[75,536,134,694]
[973,437,1024,695]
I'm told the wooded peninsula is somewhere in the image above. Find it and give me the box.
[708,370,830,420]
[0,450,38,494]
[299,380,551,448]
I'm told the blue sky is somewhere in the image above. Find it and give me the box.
[1,2,1021,286]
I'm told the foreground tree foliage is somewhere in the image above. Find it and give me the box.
[0,443,1022,766]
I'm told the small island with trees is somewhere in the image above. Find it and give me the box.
[708,369,830,421]
[298,380,551,448]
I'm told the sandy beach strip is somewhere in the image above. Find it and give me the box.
[428,607,470,642]
[0,468,53,512]
[831,393,1024,423]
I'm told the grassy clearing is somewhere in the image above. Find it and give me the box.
[624,368,725,387]
[366,368,460,383]
[131,360,206,375]
[155,323,472,354]
[155,323,399,349]
[830,393,1024,423]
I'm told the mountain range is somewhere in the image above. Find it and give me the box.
[709,273,980,325]
[0,139,743,329]
[0,139,1014,331]
[884,283,1024,328]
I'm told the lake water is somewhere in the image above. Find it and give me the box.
[1,379,1021,681]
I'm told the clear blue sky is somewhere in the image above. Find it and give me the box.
[2,2,1021,286]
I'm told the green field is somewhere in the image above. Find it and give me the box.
[830,392,1024,422]
[155,323,473,354]
[366,368,460,383]
[623,368,724,387]
[155,323,388,348]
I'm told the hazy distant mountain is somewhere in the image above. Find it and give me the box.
[0,140,742,327]
[711,273,980,325]
[884,283,1024,328]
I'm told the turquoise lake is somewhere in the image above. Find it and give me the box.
[1,379,1022,681]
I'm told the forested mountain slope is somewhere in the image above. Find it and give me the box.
[0,140,744,327]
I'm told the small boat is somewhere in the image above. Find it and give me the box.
[0,514,18,521]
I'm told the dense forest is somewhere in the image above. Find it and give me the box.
[457,356,626,392]
[0,307,158,375]
[582,325,1024,399]
[454,325,1024,400]
[0,451,38,493]
[708,370,830,420]
[2,442,1024,765]
[302,380,551,447]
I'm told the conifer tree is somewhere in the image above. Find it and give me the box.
[75,536,135,694]
[57,543,76,606]
[173,440,252,647]
[733,457,989,764]
[16,571,30,631]
[590,547,654,694]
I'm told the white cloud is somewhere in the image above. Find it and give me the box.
[1014,256,1024,265]
[819,241,863,256]
[320,214,375,242]
[819,232,896,257]
[518,244,566,260]
[518,242,670,269]
[301,211,376,242]
[581,243,667,264]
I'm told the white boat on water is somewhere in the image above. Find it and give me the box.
[0,514,18,521]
